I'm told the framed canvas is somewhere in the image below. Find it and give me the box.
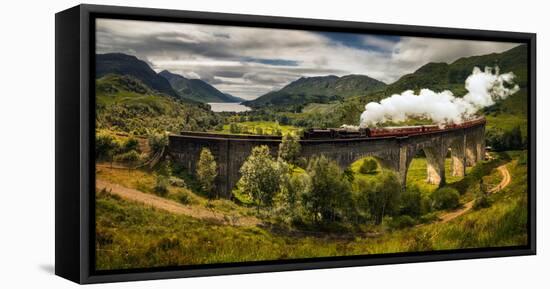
[55,4,536,284]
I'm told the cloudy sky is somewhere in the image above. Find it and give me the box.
[96,18,519,100]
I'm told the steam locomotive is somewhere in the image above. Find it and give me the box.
[303,117,486,139]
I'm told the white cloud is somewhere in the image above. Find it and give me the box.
[362,35,399,51]
[391,37,517,73]
[96,18,521,100]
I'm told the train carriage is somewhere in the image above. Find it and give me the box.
[303,117,485,139]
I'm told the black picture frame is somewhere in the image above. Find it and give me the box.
[55,4,537,284]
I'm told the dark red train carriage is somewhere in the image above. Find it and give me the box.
[303,117,486,139]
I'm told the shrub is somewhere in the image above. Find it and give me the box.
[178,193,191,205]
[278,173,309,220]
[169,176,186,187]
[303,155,353,223]
[407,232,433,252]
[113,150,140,164]
[196,148,218,198]
[364,171,401,224]
[229,123,240,134]
[399,186,422,217]
[517,151,528,165]
[96,132,118,161]
[486,126,523,151]
[473,193,492,210]
[278,133,301,163]
[431,187,460,210]
[123,136,140,152]
[419,212,439,224]
[238,145,282,210]
[389,215,416,229]
[359,159,378,174]
[148,133,168,153]
[156,159,172,177]
[154,175,169,197]
[353,179,371,221]
[420,195,433,214]
[343,168,355,182]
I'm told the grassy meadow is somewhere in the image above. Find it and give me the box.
[95,150,528,270]
[214,121,301,136]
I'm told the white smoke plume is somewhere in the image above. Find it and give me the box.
[359,67,520,127]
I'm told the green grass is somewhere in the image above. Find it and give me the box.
[406,158,472,195]
[96,152,528,270]
[95,74,220,135]
[349,157,382,183]
[302,103,339,114]
[486,114,527,137]
[96,165,254,218]
[349,157,472,196]
[216,121,301,136]
[418,159,528,248]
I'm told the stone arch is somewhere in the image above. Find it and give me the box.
[404,139,447,188]
[337,150,399,172]
[347,154,394,174]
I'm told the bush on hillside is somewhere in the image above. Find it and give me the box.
[113,150,140,164]
[389,215,417,229]
[154,175,169,197]
[399,186,422,217]
[359,159,378,174]
[431,187,460,210]
[96,132,118,161]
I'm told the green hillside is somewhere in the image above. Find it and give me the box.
[337,45,527,128]
[96,53,179,98]
[96,74,221,135]
[383,44,527,96]
[159,70,245,103]
[239,44,528,143]
[243,74,386,110]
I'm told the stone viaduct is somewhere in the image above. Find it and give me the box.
[168,123,485,198]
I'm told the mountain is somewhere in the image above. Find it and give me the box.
[223,93,246,103]
[383,44,528,97]
[329,44,528,129]
[96,53,178,98]
[159,70,245,103]
[95,74,218,134]
[243,74,386,109]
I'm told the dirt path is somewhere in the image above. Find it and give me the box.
[490,165,511,193]
[96,179,260,227]
[438,164,511,224]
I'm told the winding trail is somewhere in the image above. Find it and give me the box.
[96,179,260,227]
[438,164,511,223]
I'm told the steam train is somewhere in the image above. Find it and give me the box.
[303,117,486,139]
